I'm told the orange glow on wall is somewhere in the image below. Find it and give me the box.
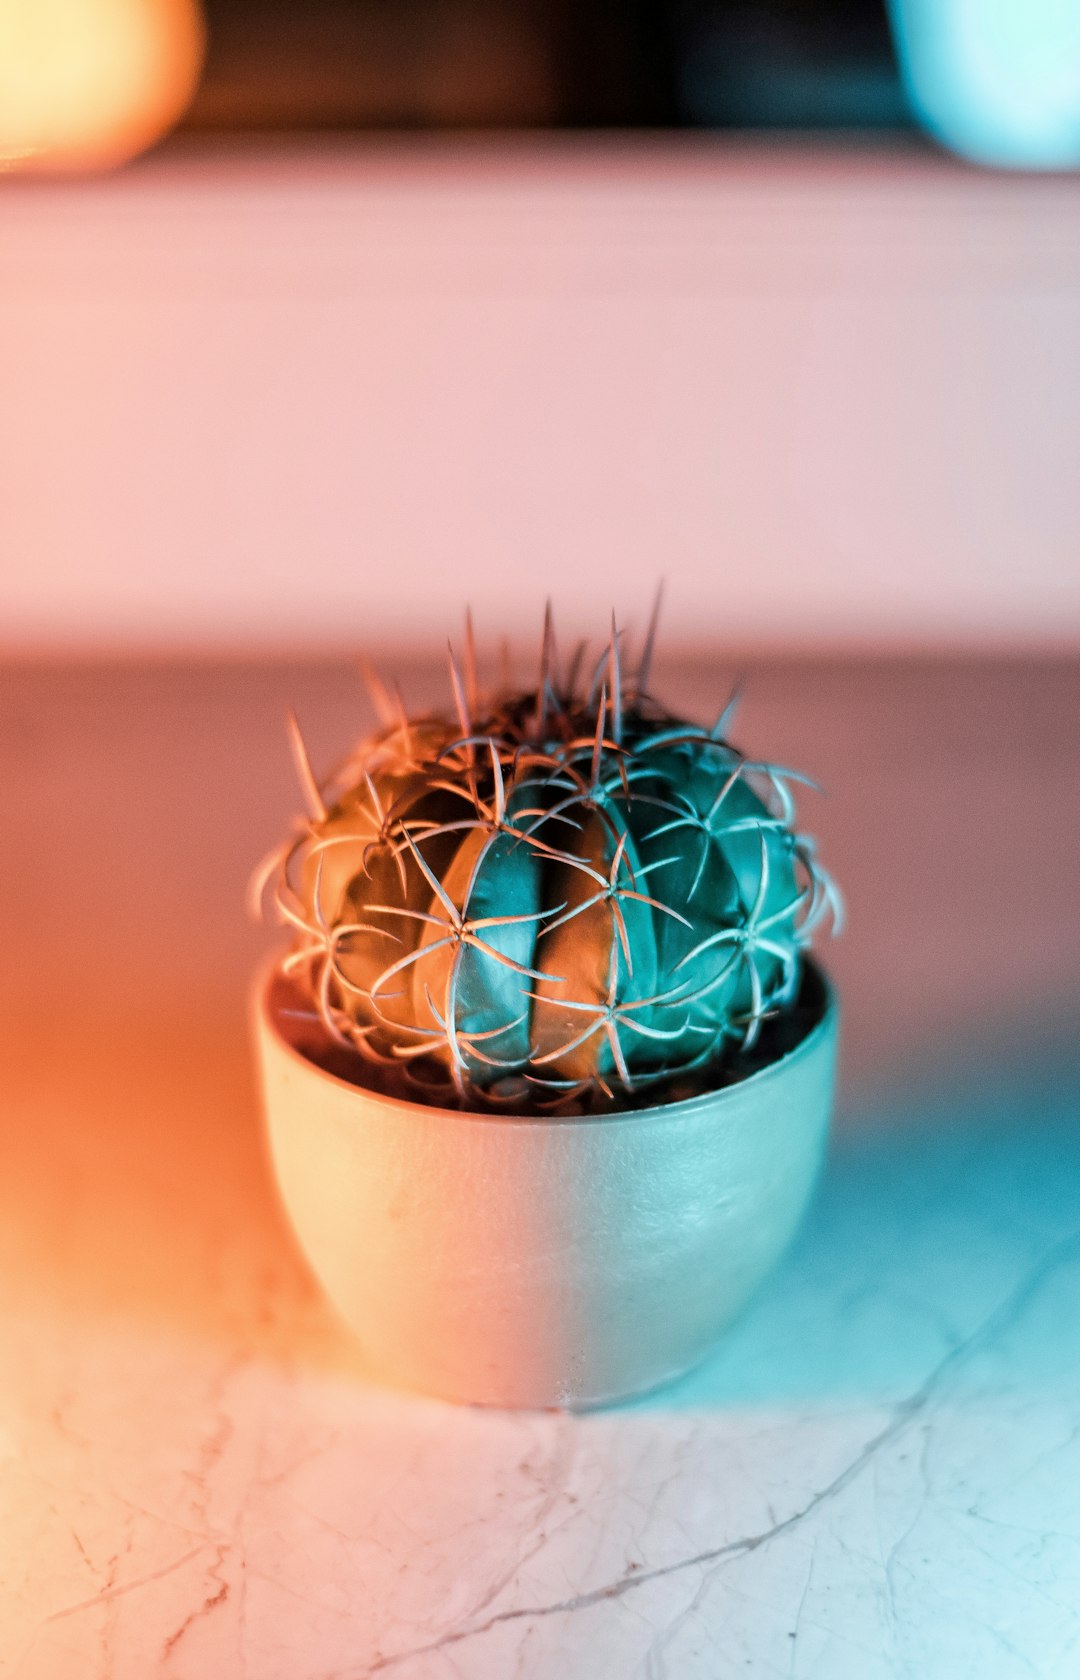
[0,0,205,173]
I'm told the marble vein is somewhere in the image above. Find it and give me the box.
[351,1224,1080,1678]
[43,1545,210,1624]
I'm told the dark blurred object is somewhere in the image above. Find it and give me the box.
[186,0,558,127]
[180,0,910,131]
[679,0,909,128]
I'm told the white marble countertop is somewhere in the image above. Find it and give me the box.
[3,657,1079,1678]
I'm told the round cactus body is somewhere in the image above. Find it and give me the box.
[263,614,839,1113]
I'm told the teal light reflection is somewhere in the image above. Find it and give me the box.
[626,1013,1080,1412]
[889,0,1080,169]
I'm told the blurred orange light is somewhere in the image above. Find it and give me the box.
[0,0,205,174]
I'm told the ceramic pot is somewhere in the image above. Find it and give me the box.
[253,960,838,1409]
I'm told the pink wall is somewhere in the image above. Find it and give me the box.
[2,141,1079,652]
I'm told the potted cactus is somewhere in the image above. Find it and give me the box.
[251,605,841,1408]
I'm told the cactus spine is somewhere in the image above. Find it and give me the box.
[260,608,840,1113]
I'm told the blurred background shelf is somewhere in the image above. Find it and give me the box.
[4,140,1080,654]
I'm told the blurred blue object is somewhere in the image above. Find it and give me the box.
[678,3,908,130]
[889,0,1080,168]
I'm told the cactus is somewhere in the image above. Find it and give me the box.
[258,606,840,1113]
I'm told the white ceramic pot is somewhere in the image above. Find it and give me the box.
[253,961,838,1409]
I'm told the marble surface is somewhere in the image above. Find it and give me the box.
[2,656,1079,1678]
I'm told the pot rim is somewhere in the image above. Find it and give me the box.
[254,954,837,1130]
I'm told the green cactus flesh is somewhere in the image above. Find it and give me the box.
[265,615,840,1113]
